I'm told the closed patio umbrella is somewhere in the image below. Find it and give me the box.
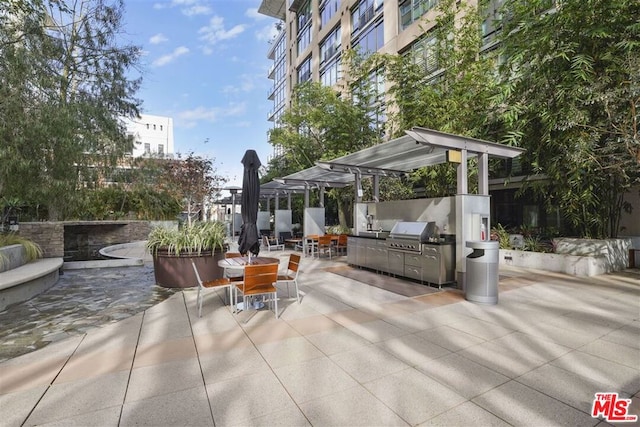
[238,149,262,257]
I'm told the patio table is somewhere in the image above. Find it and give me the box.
[285,238,303,250]
[217,256,280,311]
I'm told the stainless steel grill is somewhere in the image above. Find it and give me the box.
[385,221,436,253]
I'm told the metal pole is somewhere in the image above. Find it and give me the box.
[231,192,236,241]
[373,175,380,202]
[478,152,489,195]
[457,149,468,195]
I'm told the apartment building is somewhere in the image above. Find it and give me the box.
[257,0,562,231]
[125,114,175,158]
[259,0,500,149]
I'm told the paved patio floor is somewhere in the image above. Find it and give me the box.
[0,250,638,426]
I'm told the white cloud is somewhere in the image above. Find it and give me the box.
[172,0,199,5]
[152,46,190,67]
[255,24,278,43]
[198,15,245,50]
[221,74,257,94]
[183,5,212,16]
[152,0,211,16]
[245,8,266,20]
[149,33,168,44]
[177,103,246,127]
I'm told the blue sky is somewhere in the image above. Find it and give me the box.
[123,0,278,187]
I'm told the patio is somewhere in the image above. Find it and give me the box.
[0,248,638,426]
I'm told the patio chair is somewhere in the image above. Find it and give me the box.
[304,235,319,257]
[224,252,244,282]
[192,261,233,317]
[317,235,334,259]
[278,231,293,245]
[262,235,284,251]
[234,263,279,318]
[335,234,348,255]
[277,253,301,303]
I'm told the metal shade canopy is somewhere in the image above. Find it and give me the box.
[316,134,444,175]
[260,180,307,197]
[276,166,354,187]
[316,129,525,176]
[266,127,525,190]
[406,127,525,159]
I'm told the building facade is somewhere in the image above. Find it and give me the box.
[258,0,498,156]
[125,114,175,158]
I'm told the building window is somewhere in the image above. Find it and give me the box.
[297,25,311,55]
[144,143,151,154]
[351,0,383,34]
[146,123,149,129]
[320,26,341,64]
[158,144,164,154]
[353,68,385,104]
[481,0,504,46]
[297,55,312,84]
[160,125,163,131]
[153,124,156,130]
[297,0,312,31]
[319,15,343,85]
[296,0,312,55]
[320,0,340,29]
[320,57,341,87]
[351,68,386,136]
[406,33,439,75]
[399,0,439,31]
[352,19,384,57]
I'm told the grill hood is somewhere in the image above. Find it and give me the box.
[389,221,436,242]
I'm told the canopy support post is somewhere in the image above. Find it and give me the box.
[478,152,489,195]
[457,149,468,195]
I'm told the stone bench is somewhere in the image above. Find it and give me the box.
[0,258,63,311]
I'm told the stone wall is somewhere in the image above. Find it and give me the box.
[18,222,64,258]
[17,221,177,260]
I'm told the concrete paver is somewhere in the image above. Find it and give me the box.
[0,247,638,426]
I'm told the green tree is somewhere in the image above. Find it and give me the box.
[495,0,640,237]
[161,153,227,226]
[354,0,496,197]
[268,81,382,226]
[269,82,380,170]
[0,0,142,220]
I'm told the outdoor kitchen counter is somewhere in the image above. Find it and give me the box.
[349,233,388,240]
[422,240,456,246]
[347,235,456,287]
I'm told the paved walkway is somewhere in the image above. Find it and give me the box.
[0,249,638,426]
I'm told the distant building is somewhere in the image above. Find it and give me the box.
[125,114,175,158]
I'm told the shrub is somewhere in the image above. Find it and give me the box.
[146,221,226,256]
[0,233,43,262]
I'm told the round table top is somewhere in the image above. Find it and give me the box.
[217,256,280,268]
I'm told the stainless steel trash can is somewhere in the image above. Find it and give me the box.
[465,241,499,304]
